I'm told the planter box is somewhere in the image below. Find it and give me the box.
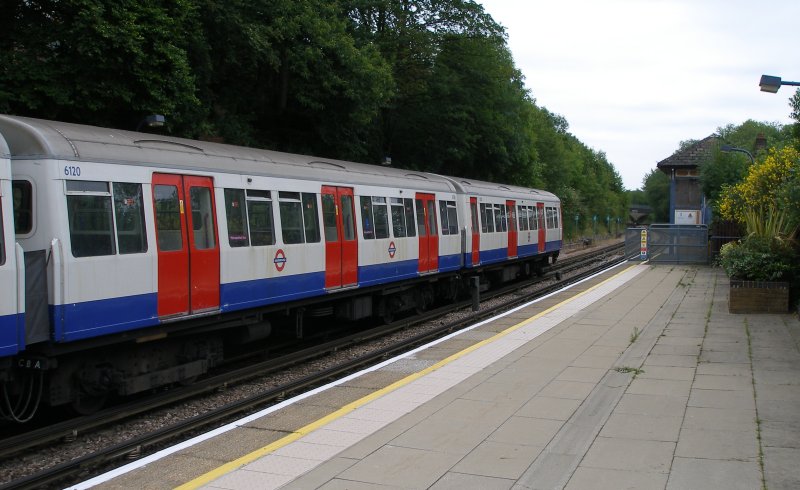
[729,279,789,314]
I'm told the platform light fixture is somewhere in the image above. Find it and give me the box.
[720,145,754,165]
[759,75,800,93]
[136,114,166,131]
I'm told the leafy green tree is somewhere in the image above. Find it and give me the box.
[642,169,670,222]
[0,0,203,132]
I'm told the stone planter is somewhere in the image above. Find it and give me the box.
[729,279,789,314]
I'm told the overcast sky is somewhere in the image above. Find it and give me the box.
[478,0,800,190]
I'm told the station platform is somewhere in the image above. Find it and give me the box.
[80,263,800,490]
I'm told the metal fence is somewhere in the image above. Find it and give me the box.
[626,224,709,264]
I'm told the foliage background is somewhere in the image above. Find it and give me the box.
[0,0,627,238]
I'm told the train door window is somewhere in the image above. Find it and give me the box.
[390,198,407,237]
[302,193,320,243]
[530,206,538,230]
[360,196,374,239]
[190,187,216,250]
[426,199,438,236]
[470,201,479,233]
[322,194,338,242]
[154,184,183,251]
[341,194,355,240]
[247,190,275,246]
[12,180,33,235]
[404,199,416,237]
[415,199,426,237]
[66,180,115,257]
[545,207,555,229]
[113,183,147,254]
[224,189,249,247]
[278,192,305,244]
[518,206,529,231]
[492,204,502,232]
[372,197,389,239]
[553,207,560,229]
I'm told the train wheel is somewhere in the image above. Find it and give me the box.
[71,389,108,415]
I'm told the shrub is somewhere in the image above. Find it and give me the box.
[718,236,795,282]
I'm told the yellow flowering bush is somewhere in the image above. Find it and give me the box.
[718,146,799,232]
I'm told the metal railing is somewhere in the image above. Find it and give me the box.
[626,224,710,264]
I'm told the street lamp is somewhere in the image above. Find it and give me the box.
[759,75,800,94]
[720,144,754,164]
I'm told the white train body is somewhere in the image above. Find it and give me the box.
[0,115,561,416]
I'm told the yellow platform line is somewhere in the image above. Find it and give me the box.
[177,263,640,489]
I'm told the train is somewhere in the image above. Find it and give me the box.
[0,115,562,421]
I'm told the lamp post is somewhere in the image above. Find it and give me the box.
[759,75,800,93]
[720,145,754,165]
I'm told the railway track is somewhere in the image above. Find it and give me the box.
[0,242,626,490]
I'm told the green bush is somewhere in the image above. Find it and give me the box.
[718,235,796,282]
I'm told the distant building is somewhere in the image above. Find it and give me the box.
[656,135,717,225]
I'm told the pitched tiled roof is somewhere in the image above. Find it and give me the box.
[656,135,719,169]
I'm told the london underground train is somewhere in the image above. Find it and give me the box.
[0,115,561,420]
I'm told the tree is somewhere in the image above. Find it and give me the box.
[0,0,204,133]
[642,169,670,223]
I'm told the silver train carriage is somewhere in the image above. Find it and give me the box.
[0,115,561,419]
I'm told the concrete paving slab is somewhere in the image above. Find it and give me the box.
[643,354,697,368]
[760,419,800,449]
[579,437,675,473]
[566,467,668,490]
[555,366,608,383]
[666,457,761,490]
[488,416,563,447]
[636,365,695,381]
[336,445,463,488]
[687,388,755,409]
[614,393,689,417]
[537,379,596,400]
[430,472,515,490]
[598,412,682,441]
[451,441,544,479]
[516,396,582,420]
[763,446,800,489]
[682,406,757,432]
[675,428,758,460]
[569,354,619,369]
[690,373,753,391]
[626,378,692,397]
[699,349,750,363]
[695,361,751,376]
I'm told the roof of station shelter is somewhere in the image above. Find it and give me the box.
[656,135,719,171]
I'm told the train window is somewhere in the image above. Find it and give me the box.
[404,199,416,237]
[340,194,355,241]
[480,203,493,233]
[190,187,216,250]
[322,194,338,242]
[415,199,426,237]
[470,201,479,234]
[426,200,438,236]
[529,206,538,230]
[302,193,320,243]
[278,192,304,244]
[154,184,183,251]
[372,197,389,239]
[113,183,147,254]
[438,200,458,235]
[224,189,249,247]
[391,198,406,238]
[518,206,529,231]
[552,207,560,229]
[360,196,374,239]
[247,190,275,246]
[493,204,503,233]
[66,180,116,257]
[12,180,33,235]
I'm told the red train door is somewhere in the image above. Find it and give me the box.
[153,174,220,317]
[506,200,517,258]
[469,197,480,265]
[322,186,358,289]
[537,202,546,253]
[415,193,438,273]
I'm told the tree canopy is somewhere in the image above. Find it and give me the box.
[1,0,628,238]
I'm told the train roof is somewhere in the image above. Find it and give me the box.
[0,115,557,201]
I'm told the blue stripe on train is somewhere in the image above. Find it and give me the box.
[0,313,23,356]
[44,247,552,345]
